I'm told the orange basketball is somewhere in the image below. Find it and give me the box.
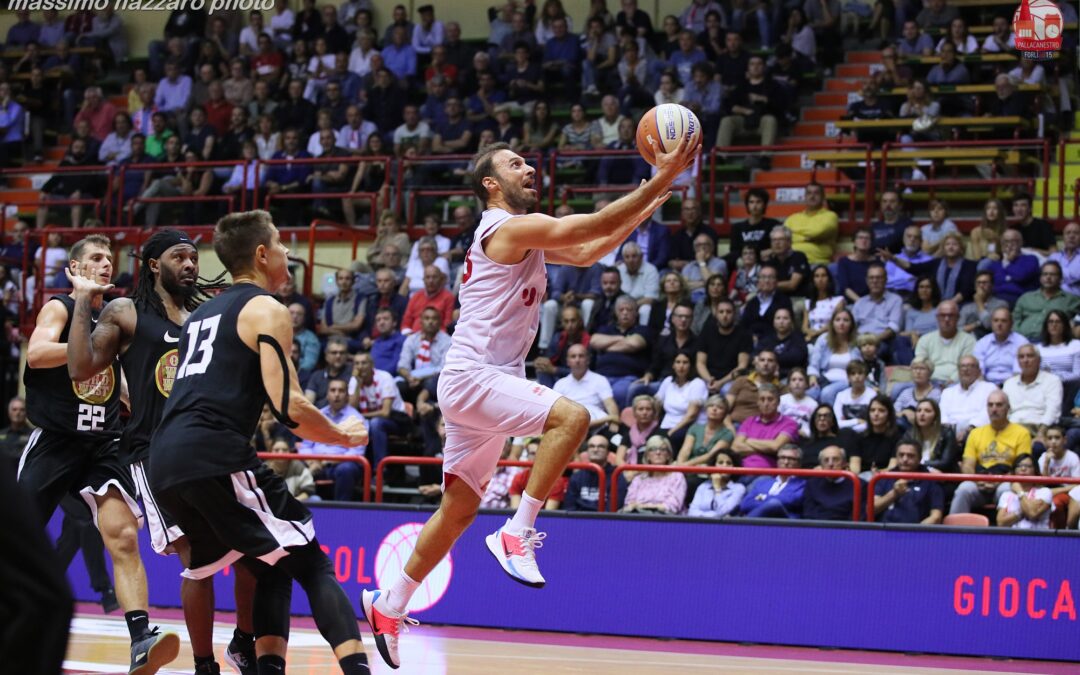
[635,104,701,167]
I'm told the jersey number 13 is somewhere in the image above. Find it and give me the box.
[176,315,221,379]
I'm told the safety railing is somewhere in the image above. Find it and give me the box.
[404,188,474,230]
[396,151,543,216]
[304,217,374,297]
[609,465,862,521]
[718,180,862,231]
[865,472,1080,523]
[256,452,372,503]
[374,456,607,511]
[0,163,115,229]
[707,143,872,230]
[892,177,1037,202]
[116,159,249,214]
[126,194,238,228]
[253,154,392,217]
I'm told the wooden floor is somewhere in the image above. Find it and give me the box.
[63,606,1075,675]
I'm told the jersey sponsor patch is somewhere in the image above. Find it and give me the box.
[155,349,179,398]
[71,366,116,405]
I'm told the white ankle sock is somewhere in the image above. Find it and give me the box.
[385,571,420,615]
[508,491,544,534]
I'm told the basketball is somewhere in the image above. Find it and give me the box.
[635,104,701,167]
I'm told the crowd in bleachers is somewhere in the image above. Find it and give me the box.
[0,2,1077,528]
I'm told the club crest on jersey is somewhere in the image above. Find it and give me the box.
[72,365,116,405]
[155,349,179,398]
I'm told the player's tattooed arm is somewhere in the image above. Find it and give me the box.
[68,297,134,381]
[240,296,368,447]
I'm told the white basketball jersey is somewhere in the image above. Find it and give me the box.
[443,208,547,376]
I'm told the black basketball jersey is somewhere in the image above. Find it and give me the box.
[149,283,271,492]
[118,307,182,464]
[24,295,122,438]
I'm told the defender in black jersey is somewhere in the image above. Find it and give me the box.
[21,234,179,675]
[65,229,256,675]
[149,211,372,675]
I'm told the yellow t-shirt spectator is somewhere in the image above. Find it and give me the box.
[784,208,839,264]
[963,422,1032,470]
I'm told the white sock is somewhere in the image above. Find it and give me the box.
[385,571,420,615]
[508,491,544,534]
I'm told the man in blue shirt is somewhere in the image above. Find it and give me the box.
[368,308,406,375]
[852,263,903,361]
[870,190,913,254]
[739,445,806,517]
[591,296,651,408]
[803,445,861,520]
[381,25,417,84]
[541,18,582,96]
[563,435,628,511]
[872,440,944,524]
[6,10,40,48]
[298,378,368,501]
[669,29,706,86]
[265,128,312,227]
[0,83,25,172]
[154,59,192,119]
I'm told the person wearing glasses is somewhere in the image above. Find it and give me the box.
[563,435,628,512]
[621,436,686,514]
[738,444,806,518]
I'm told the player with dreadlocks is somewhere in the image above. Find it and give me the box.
[66,229,258,675]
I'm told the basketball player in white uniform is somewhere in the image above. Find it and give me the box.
[362,136,699,669]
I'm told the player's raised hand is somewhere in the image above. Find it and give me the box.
[65,260,114,297]
[340,417,370,447]
[651,129,701,180]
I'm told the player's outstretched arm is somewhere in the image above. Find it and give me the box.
[239,296,369,447]
[487,133,700,266]
[26,300,70,369]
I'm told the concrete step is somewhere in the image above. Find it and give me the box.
[814,92,852,106]
[803,106,847,122]
[793,121,829,136]
[825,79,864,92]
[836,63,872,78]
[847,51,882,64]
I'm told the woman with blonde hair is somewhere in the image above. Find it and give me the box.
[622,436,687,514]
[969,198,1007,263]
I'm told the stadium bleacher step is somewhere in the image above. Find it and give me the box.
[793,122,829,136]
[814,92,852,106]
[725,202,808,220]
[836,63,873,78]
[825,79,864,92]
[846,51,882,64]
[802,107,846,122]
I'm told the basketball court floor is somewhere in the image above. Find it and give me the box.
[62,604,1075,675]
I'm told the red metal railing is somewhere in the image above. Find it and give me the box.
[126,194,237,228]
[253,154,391,216]
[865,472,1080,523]
[256,452,372,503]
[719,180,862,230]
[117,159,248,213]
[304,217,373,297]
[404,188,474,230]
[374,456,607,511]
[396,151,543,216]
[1,163,115,228]
[610,465,862,521]
[893,177,1037,201]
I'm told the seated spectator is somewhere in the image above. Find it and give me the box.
[980,15,1015,53]
[960,271,1006,338]
[915,298,976,382]
[155,59,193,120]
[988,229,1039,304]
[950,390,1031,515]
[904,399,960,473]
[397,307,451,402]
[348,352,409,466]
[916,0,958,31]
[680,62,722,146]
[970,198,1007,264]
[616,242,660,324]
[873,440,945,524]
[520,100,558,154]
[835,227,877,302]
[591,296,650,407]
[37,137,104,230]
[688,449,745,518]
[288,302,319,375]
[223,58,254,108]
[317,269,365,344]
[74,86,118,142]
[536,306,591,389]
[581,16,618,96]
[630,302,696,399]
[554,344,621,432]
[851,263,902,361]
[727,350,782,424]
[858,333,888,392]
[936,17,978,54]
[614,394,662,471]
[919,199,959,256]
[596,118,651,186]
[1015,262,1080,342]
[276,80,317,138]
[894,358,943,425]
[727,191,778,272]
[740,263,792,342]
[784,183,838,265]
[264,128,313,228]
[622,214,671,274]
[730,249,761,309]
[1002,345,1063,451]
[738,444,806,518]
[1008,56,1045,86]
[732,384,799,468]
[675,394,734,490]
[758,308,808,377]
[402,238,451,296]
[183,107,217,162]
[673,202,719,276]
[984,74,1029,124]
[365,308,406,375]
[615,37,655,113]
[833,359,876,434]
[297,378,367,501]
[973,307,1027,386]
[557,102,594,156]
[897,20,934,56]
[622,436,686,514]
[926,42,970,86]
[1038,425,1080,528]
[144,112,175,159]
[803,266,845,343]
[845,83,894,147]
[997,454,1053,529]
[696,299,753,394]
[267,436,318,501]
[803,445,860,521]
[222,139,266,198]
[940,356,997,440]
[808,308,861,405]
[99,113,134,166]
[565,435,628,511]
[400,266,454,335]
[541,17,582,96]
[430,96,473,155]
[362,267,409,339]
[718,56,780,165]
[540,265,599,351]
[1036,310,1080,385]
[870,190,913,254]
[851,395,903,476]
[655,351,708,448]
[895,276,943,365]
[1012,192,1056,257]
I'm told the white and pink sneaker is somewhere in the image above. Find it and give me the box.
[361,589,418,670]
[485,520,547,588]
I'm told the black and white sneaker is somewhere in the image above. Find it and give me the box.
[224,634,257,675]
[128,627,180,675]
